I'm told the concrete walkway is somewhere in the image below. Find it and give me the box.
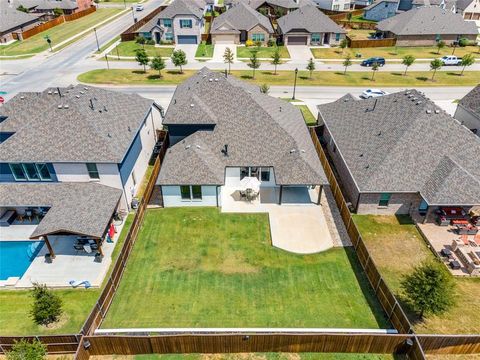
[174,44,198,63]
[287,45,314,63]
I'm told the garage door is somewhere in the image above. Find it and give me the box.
[177,35,198,44]
[287,36,308,45]
[214,34,236,44]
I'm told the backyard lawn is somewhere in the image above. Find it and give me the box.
[295,105,316,126]
[195,42,214,58]
[0,9,122,57]
[237,46,290,59]
[109,41,174,58]
[102,208,389,329]
[78,69,480,87]
[353,215,480,334]
[311,45,479,60]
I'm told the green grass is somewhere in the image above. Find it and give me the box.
[0,214,134,336]
[237,46,290,59]
[102,208,388,329]
[91,354,396,360]
[0,9,122,56]
[195,42,214,58]
[77,69,480,87]
[311,45,479,60]
[96,36,120,54]
[349,15,377,23]
[109,41,173,58]
[296,105,316,126]
[353,215,480,334]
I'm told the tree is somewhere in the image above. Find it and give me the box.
[346,12,353,21]
[460,53,475,76]
[430,58,442,81]
[436,40,446,54]
[6,339,46,360]
[371,62,379,81]
[135,48,149,73]
[150,55,165,78]
[53,7,63,16]
[402,55,415,76]
[401,261,455,318]
[339,39,348,55]
[271,47,281,75]
[247,51,260,79]
[17,5,28,12]
[223,47,234,74]
[343,55,352,75]
[260,83,270,94]
[30,283,63,326]
[306,58,315,79]
[171,49,187,73]
[135,36,146,45]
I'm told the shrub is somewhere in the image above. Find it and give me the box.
[160,40,173,45]
[267,38,276,47]
[146,39,155,45]
[458,38,469,47]
[135,36,146,45]
[6,339,46,360]
[17,5,28,12]
[30,283,63,326]
[53,7,63,16]
[260,83,270,94]
[245,39,254,47]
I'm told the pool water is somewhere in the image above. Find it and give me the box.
[0,241,44,280]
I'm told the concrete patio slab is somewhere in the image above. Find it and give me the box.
[287,46,314,63]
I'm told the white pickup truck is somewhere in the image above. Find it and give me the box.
[441,55,462,66]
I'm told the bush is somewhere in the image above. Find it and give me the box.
[6,339,46,360]
[30,283,63,326]
[267,38,276,47]
[135,36,146,45]
[458,38,470,47]
[146,39,155,45]
[53,7,64,16]
[160,40,173,45]
[245,39,254,47]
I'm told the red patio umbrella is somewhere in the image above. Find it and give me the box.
[108,223,115,239]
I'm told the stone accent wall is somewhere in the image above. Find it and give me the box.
[356,192,423,215]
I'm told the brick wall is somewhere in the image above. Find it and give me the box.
[357,192,423,215]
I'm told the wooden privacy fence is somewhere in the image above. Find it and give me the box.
[326,9,364,19]
[309,128,412,334]
[0,335,80,354]
[347,36,396,48]
[418,335,480,354]
[337,21,377,30]
[120,5,166,41]
[80,131,169,336]
[20,6,96,40]
[75,333,418,359]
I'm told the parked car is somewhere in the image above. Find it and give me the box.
[360,89,389,99]
[135,4,144,11]
[360,57,386,67]
[441,56,462,66]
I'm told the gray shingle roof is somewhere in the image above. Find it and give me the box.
[458,84,480,118]
[5,0,80,11]
[376,6,478,35]
[158,68,326,186]
[0,85,154,163]
[456,0,474,11]
[277,4,346,34]
[0,6,41,33]
[158,0,205,19]
[211,2,273,34]
[245,0,315,8]
[318,90,480,206]
[0,182,122,239]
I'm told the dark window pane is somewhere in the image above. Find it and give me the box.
[191,185,202,199]
[36,163,51,180]
[240,167,249,180]
[180,185,191,200]
[9,163,26,180]
[261,169,270,182]
[379,193,392,207]
[86,163,99,179]
[23,163,39,180]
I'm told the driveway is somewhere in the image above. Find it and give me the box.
[287,45,314,63]
[209,43,237,63]
[174,44,198,63]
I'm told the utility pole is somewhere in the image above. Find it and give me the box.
[292,68,298,100]
[94,27,100,52]
[131,7,136,23]
[116,45,120,60]
[105,54,110,69]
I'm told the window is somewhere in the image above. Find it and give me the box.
[261,169,270,182]
[180,185,191,200]
[378,193,392,207]
[9,163,26,180]
[36,163,52,180]
[251,33,265,42]
[240,167,249,180]
[179,19,192,28]
[250,167,259,179]
[311,33,321,43]
[191,185,202,200]
[335,33,341,41]
[163,18,172,27]
[23,163,40,180]
[333,4,340,10]
[344,3,350,9]
[435,34,441,42]
[165,32,173,41]
[86,163,99,179]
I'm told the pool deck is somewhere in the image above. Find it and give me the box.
[0,219,127,289]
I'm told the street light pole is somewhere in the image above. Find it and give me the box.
[105,54,110,70]
[123,0,126,9]
[292,68,298,100]
[116,45,120,60]
[131,7,136,23]
[93,27,100,52]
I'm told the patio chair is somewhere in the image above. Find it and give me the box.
[239,190,247,200]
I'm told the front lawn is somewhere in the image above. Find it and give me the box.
[353,215,480,334]
[77,69,480,87]
[237,46,290,59]
[0,9,122,56]
[102,208,389,329]
[109,41,174,58]
[311,45,479,60]
[195,42,214,58]
[296,105,316,126]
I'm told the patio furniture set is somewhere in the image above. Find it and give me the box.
[73,236,104,262]
[238,176,261,202]
[0,207,48,226]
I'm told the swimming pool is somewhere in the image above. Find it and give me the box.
[0,241,44,280]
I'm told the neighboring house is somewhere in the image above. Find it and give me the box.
[0,7,42,43]
[4,0,93,15]
[456,0,480,20]
[313,0,354,11]
[210,2,274,44]
[238,0,316,17]
[139,0,206,45]
[0,85,163,212]
[398,0,455,11]
[364,0,399,21]
[376,6,478,46]
[318,90,480,220]
[454,84,480,136]
[277,4,346,45]
[156,68,327,208]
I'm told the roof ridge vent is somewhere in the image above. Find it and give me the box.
[426,109,432,114]
[63,104,69,109]
[416,101,422,105]
[209,78,213,82]
[185,145,191,149]
[47,91,52,95]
